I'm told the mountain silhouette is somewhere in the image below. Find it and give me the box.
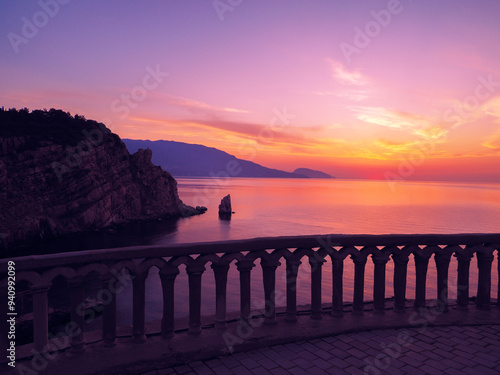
[293,168,334,178]
[123,139,309,178]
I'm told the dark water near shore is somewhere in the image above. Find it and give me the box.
[15,178,500,328]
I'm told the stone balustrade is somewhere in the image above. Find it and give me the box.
[1,233,499,366]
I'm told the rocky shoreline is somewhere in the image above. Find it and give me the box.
[0,108,204,253]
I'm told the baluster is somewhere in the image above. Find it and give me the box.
[186,263,205,335]
[392,250,409,313]
[69,276,85,352]
[352,255,367,315]
[132,272,147,343]
[331,257,344,316]
[31,284,51,353]
[236,260,255,322]
[285,259,301,322]
[261,258,280,325]
[101,274,117,347]
[476,247,494,310]
[310,255,325,320]
[159,266,179,338]
[372,249,391,314]
[455,247,473,310]
[414,251,431,309]
[435,248,453,313]
[211,263,230,329]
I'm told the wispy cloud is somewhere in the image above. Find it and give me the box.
[443,94,500,130]
[316,59,370,102]
[182,119,327,147]
[352,106,452,149]
[163,94,250,114]
[482,128,500,152]
[481,96,500,122]
[376,139,419,151]
[327,59,368,86]
[128,115,329,149]
[351,106,425,130]
[413,126,448,140]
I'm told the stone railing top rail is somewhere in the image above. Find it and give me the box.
[2,233,500,272]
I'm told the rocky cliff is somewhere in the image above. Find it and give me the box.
[0,108,201,250]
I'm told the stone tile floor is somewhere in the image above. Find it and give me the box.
[142,325,500,375]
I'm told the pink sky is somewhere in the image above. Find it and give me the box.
[1,0,500,181]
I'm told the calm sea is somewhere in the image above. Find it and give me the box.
[27,178,500,329]
[86,178,499,329]
[167,178,500,242]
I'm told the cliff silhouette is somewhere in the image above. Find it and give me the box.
[0,108,200,250]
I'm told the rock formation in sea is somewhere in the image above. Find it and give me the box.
[218,194,232,218]
[0,108,202,249]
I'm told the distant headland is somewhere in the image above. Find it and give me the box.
[123,139,335,179]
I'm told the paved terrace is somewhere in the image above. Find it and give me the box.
[144,324,500,375]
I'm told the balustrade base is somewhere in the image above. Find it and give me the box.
[69,343,86,354]
[264,317,277,325]
[133,335,147,344]
[215,321,228,329]
[103,340,116,348]
[161,331,174,339]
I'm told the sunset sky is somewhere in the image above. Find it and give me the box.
[1,0,500,181]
